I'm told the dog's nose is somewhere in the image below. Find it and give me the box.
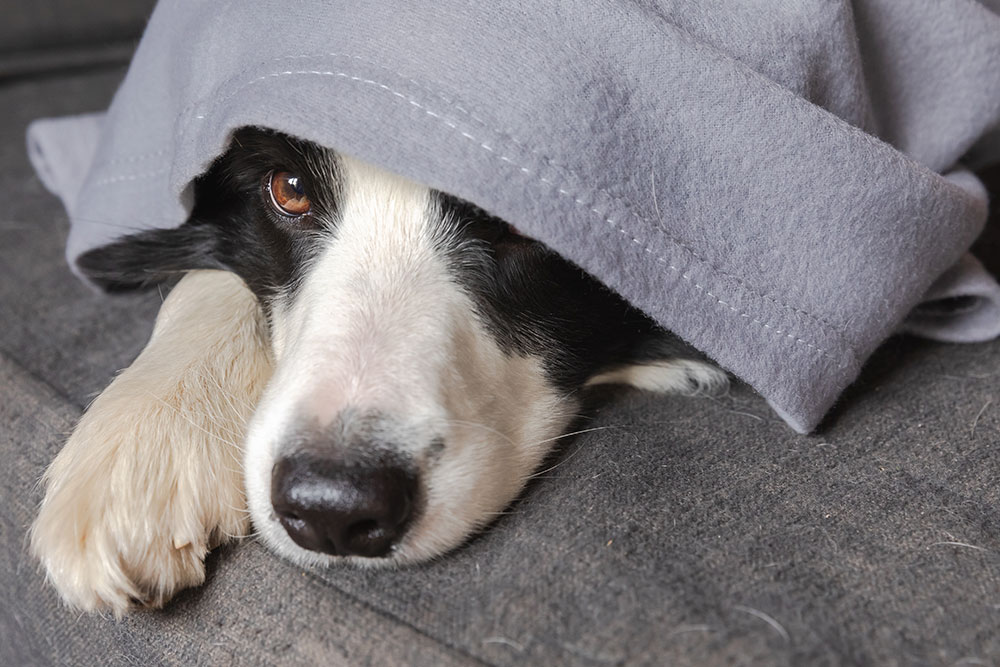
[270,455,416,557]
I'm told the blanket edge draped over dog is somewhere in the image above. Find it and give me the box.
[26,0,1000,433]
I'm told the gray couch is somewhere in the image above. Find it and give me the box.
[3,3,999,665]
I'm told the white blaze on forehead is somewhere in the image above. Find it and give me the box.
[244,153,575,567]
[269,155,457,427]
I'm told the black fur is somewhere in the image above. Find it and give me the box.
[79,127,707,391]
[434,193,699,391]
[78,128,339,307]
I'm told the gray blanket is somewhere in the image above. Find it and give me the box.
[25,0,1000,433]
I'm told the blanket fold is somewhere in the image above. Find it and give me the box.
[26,0,1000,432]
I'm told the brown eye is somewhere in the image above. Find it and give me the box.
[267,170,311,216]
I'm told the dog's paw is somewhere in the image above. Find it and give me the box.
[30,270,270,615]
[586,358,728,395]
[30,385,251,615]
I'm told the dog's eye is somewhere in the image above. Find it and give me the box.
[266,170,311,217]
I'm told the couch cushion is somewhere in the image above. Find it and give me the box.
[0,0,156,55]
[0,1,156,80]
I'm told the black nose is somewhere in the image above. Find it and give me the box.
[271,455,417,558]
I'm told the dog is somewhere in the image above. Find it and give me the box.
[31,127,725,614]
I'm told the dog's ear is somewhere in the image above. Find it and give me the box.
[75,223,224,292]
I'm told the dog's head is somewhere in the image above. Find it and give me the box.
[80,128,717,566]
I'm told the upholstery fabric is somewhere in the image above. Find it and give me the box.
[0,0,155,55]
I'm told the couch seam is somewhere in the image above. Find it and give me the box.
[295,566,495,667]
[0,346,87,414]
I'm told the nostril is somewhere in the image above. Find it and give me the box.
[344,519,387,556]
[271,454,417,558]
[277,509,300,522]
[275,512,331,553]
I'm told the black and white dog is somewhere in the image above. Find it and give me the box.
[32,128,724,614]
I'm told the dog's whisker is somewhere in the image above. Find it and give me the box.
[216,501,253,516]
[240,530,265,542]
[221,449,247,468]
[529,425,618,448]
[140,389,246,445]
[217,463,247,478]
[196,368,258,417]
[524,427,620,480]
[428,417,518,447]
[198,387,253,427]
[196,379,250,424]
[57,213,182,234]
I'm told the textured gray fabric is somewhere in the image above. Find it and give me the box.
[5,68,1000,667]
[24,0,1000,433]
[0,0,156,55]
[900,253,1000,343]
[0,42,139,80]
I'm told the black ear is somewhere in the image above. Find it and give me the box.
[75,223,224,292]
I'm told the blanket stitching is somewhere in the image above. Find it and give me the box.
[184,68,842,363]
[98,50,861,346]
[93,167,171,187]
[176,50,850,337]
[103,148,169,168]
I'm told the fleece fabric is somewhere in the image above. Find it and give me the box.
[24,0,1000,432]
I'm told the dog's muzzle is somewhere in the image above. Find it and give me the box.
[270,453,417,558]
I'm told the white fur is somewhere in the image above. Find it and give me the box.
[31,270,272,615]
[586,359,728,395]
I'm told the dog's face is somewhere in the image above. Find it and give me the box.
[80,128,715,566]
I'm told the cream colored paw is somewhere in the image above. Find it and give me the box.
[31,270,272,615]
[31,405,249,615]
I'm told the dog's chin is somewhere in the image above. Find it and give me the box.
[243,395,578,569]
